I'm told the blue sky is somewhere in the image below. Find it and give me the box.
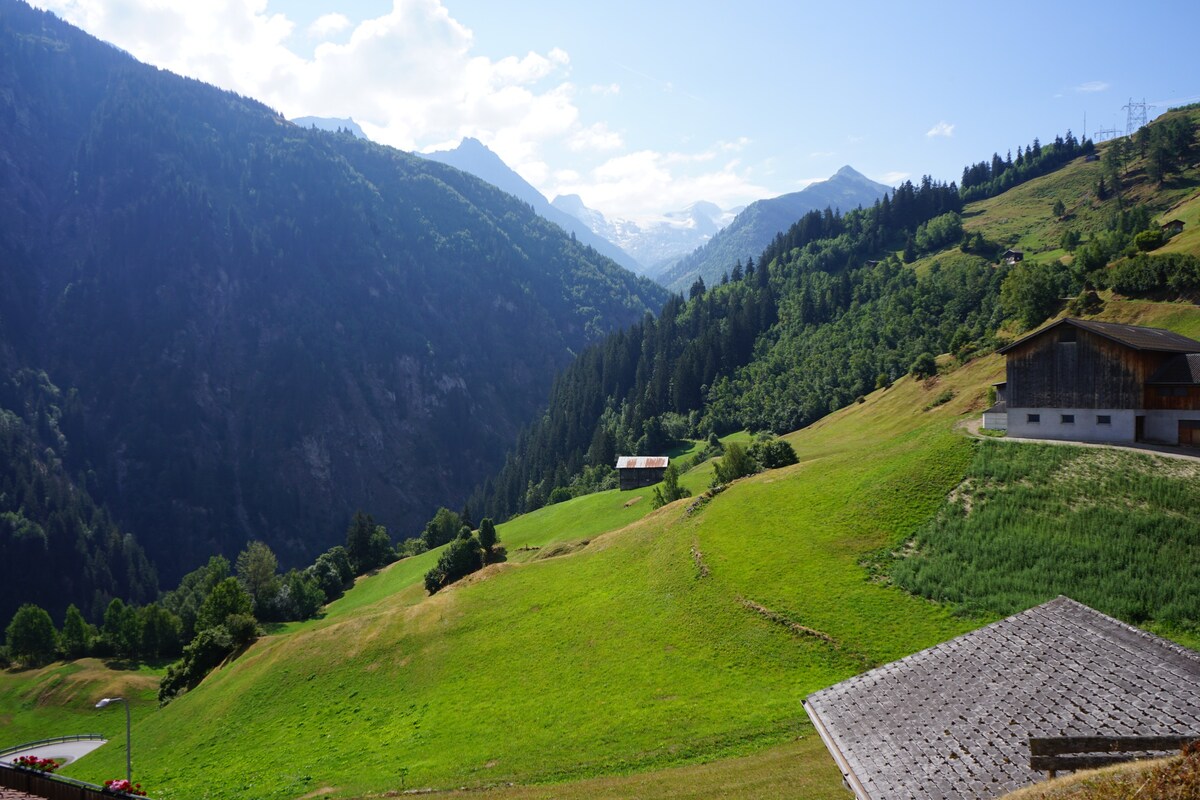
[33,0,1200,222]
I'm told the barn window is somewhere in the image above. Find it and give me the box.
[1061,414,1075,424]
[1027,413,1040,423]
[1097,415,1111,425]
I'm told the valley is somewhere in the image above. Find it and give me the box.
[2,3,1199,800]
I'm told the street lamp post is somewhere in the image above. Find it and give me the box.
[95,697,131,783]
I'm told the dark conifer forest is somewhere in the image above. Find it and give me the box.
[0,0,664,616]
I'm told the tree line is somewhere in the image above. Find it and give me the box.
[2,510,400,704]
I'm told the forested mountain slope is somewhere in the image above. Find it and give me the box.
[474,107,1198,521]
[421,137,644,274]
[0,0,665,591]
[658,166,891,292]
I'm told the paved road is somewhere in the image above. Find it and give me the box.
[0,739,107,766]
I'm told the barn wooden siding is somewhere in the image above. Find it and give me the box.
[1146,385,1200,410]
[1007,327,1173,409]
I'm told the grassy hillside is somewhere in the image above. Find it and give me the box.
[53,367,997,799]
[0,660,160,749]
[962,105,1200,259]
[0,304,1191,800]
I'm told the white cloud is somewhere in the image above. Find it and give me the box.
[30,0,588,180]
[1075,80,1110,93]
[590,83,620,96]
[308,12,350,38]
[552,147,770,223]
[567,122,623,152]
[925,121,955,138]
[876,171,909,185]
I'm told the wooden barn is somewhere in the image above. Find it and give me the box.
[615,456,669,490]
[996,318,1200,445]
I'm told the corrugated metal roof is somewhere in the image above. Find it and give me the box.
[998,318,1200,355]
[1147,353,1200,385]
[803,597,1200,800]
[614,456,669,469]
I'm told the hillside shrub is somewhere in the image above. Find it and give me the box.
[424,536,485,595]
[159,625,236,702]
[1106,253,1200,298]
[1133,228,1165,251]
[909,352,937,379]
[748,438,799,469]
[651,464,691,509]
[712,443,760,486]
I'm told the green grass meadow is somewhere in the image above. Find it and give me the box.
[889,441,1200,647]
[56,370,999,799]
[6,304,1200,799]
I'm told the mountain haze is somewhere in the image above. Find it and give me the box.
[552,194,738,279]
[421,137,645,274]
[0,0,666,587]
[290,115,368,139]
[660,166,892,291]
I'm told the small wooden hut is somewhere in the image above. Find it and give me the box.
[615,456,669,490]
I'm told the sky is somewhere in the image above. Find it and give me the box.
[28,0,1200,224]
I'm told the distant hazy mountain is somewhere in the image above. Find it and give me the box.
[290,116,368,139]
[421,138,643,274]
[552,195,738,280]
[660,166,892,292]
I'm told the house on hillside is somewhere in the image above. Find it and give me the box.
[1162,218,1186,237]
[981,381,1008,430]
[615,456,669,490]
[996,318,1200,445]
[804,596,1200,800]
[1002,249,1024,265]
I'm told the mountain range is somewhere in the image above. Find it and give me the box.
[658,166,893,292]
[0,0,664,594]
[551,195,740,279]
[420,137,645,275]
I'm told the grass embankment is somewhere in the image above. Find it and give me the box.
[0,660,160,749]
[999,744,1199,800]
[888,441,1200,648]
[60,365,994,799]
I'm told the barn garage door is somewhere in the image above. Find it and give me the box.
[1180,420,1200,447]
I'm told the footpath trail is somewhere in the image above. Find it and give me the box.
[959,417,1200,463]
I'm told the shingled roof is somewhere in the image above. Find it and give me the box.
[1148,353,1200,385]
[803,597,1200,800]
[998,318,1200,355]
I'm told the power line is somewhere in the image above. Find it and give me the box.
[1123,97,1153,136]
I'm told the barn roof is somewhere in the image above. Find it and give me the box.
[614,456,669,469]
[1148,353,1200,385]
[803,596,1200,800]
[998,318,1200,355]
